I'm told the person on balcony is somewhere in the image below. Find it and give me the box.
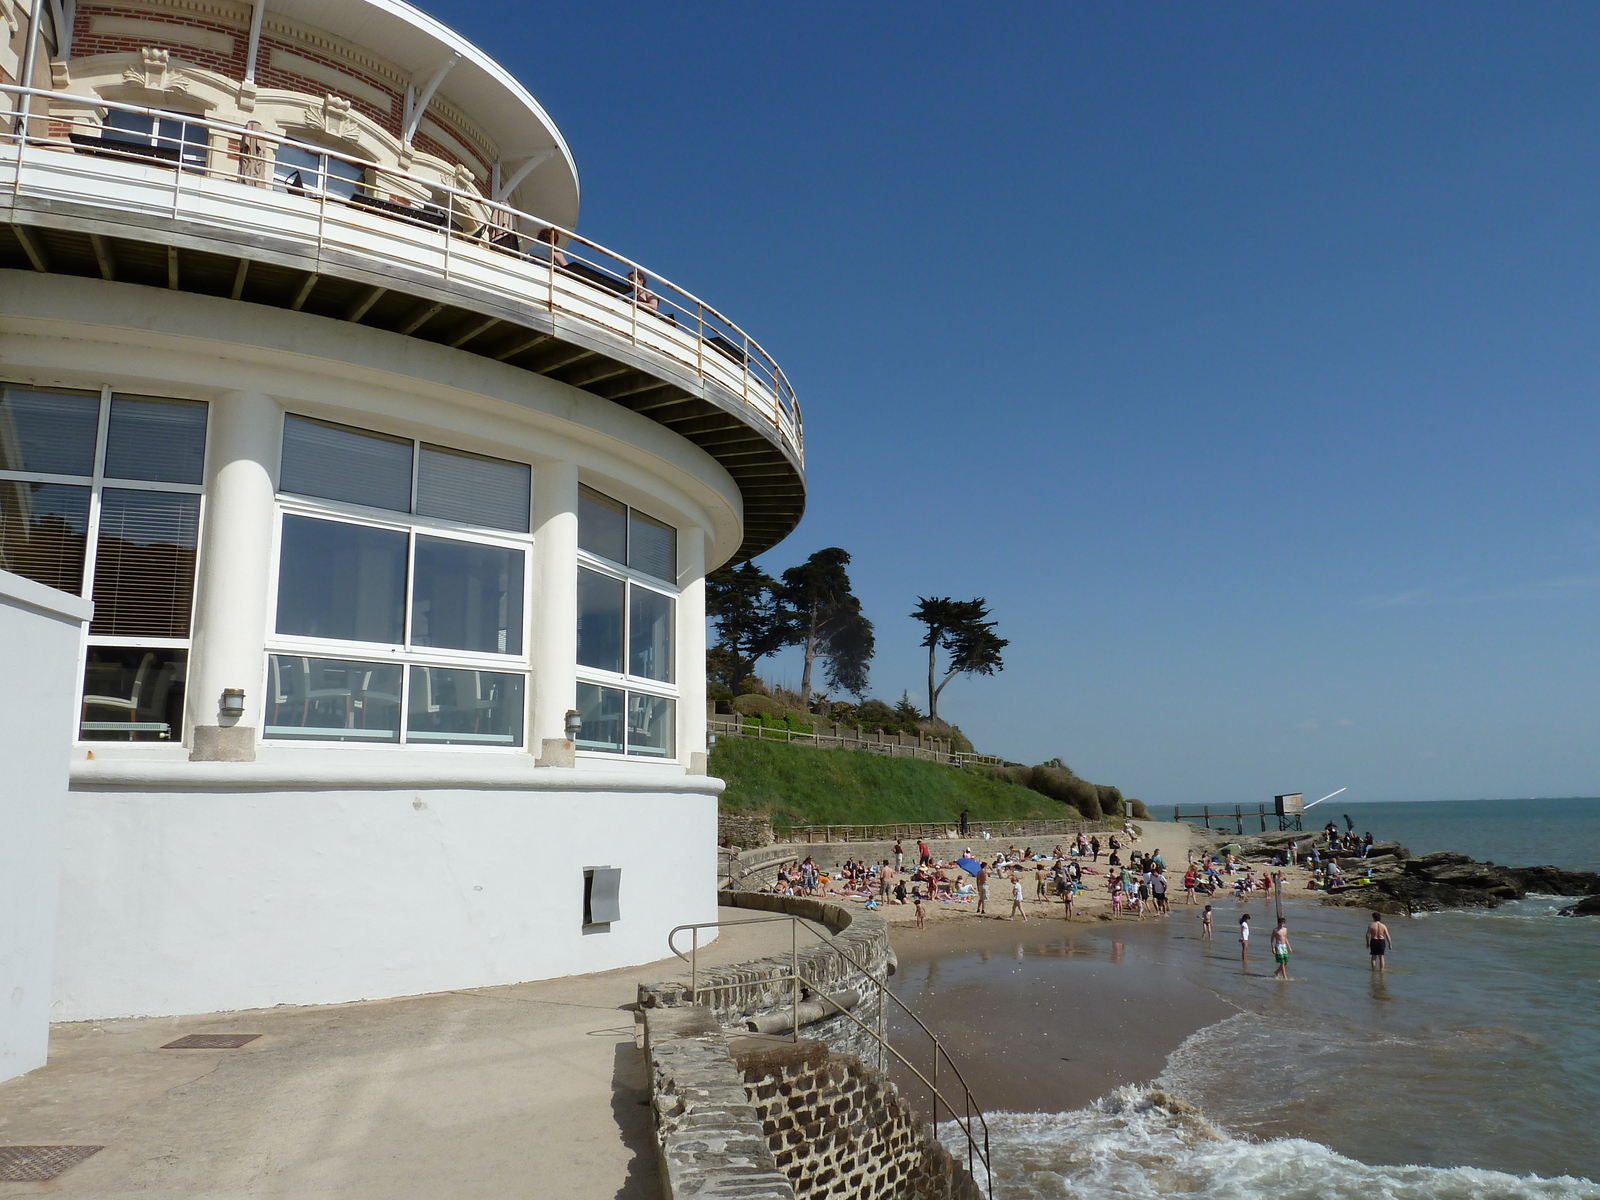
[529,227,568,267]
[628,267,658,311]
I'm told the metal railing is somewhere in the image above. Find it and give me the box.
[1172,804,1303,834]
[0,84,801,463]
[667,915,993,1197]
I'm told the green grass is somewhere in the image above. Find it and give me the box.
[711,737,1072,828]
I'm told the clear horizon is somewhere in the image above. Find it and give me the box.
[427,0,1600,805]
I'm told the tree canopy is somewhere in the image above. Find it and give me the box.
[910,596,1008,720]
[781,547,875,701]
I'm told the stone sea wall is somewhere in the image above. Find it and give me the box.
[640,893,979,1200]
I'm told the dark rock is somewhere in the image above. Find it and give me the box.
[1559,895,1600,917]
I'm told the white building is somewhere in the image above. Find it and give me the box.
[0,0,803,1033]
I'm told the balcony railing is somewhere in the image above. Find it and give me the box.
[0,85,802,465]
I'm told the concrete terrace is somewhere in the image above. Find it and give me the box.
[0,910,823,1199]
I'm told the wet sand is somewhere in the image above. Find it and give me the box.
[884,907,1239,1113]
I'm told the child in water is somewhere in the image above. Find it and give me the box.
[1200,904,1213,939]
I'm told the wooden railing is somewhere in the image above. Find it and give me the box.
[1172,804,1304,834]
[709,716,1003,768]
[779,817,1124,845]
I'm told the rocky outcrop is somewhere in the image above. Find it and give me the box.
[1559,895,1600,917]
[1213,832,1600,915]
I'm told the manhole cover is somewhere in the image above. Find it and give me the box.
[0,1145,105,1182]
[161,1033,262,1050]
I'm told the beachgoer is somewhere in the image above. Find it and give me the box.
[976,864,990,915]
[1272,917,1292,980]
[918,840,931,867]
[1009,873,1028,921]
[893,840,904,871]
[1153,869,1169,913]
[1183,867,1197,904]
[1200,904,1213,939]
[1239,913,1251,965]
[1091,836,1101,862]
[1035,864,1048,899]
[1366,912,1392,973]
[915,895,926,929]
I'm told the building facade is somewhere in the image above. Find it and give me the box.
[1,0,804,1020]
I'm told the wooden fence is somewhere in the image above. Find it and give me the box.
[708,716,1004,768]
[778,817,1124,845]
[1171,804,1304,835]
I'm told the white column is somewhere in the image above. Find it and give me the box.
[677,525,707,772]
[532,461,578,765]
[187,391,281,761]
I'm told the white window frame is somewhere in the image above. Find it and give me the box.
[263,495,534,751]
[574,547,679,759]
[0,383,211,745]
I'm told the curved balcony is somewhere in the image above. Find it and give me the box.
[0,86,804,559]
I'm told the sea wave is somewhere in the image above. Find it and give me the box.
[943,1088,1600,1199]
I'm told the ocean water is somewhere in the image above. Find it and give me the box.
[891,798,1600,1198]
[1332,797,1600,873]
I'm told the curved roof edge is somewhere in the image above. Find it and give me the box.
[270,0,580,225]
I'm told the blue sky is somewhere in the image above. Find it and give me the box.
[430,1,1600,804]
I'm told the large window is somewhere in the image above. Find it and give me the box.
[0,384,207,741]
[267,416,531,747]
[273,143,364,200]
[101,109,209,171]
[576,484,677,757]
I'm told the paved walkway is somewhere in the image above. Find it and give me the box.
[0,910,822,1200]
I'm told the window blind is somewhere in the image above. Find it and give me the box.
[628,510,676,582]
[90,489,200,637]
[578,485,627,563]
[280,415,413,513]
[0,481,90,594]
[416,444,530,533]
[104,395,208,484]
[0,386,99,476]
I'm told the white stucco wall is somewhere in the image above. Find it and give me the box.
[55,760,721,1019]
[0,571,92,1080]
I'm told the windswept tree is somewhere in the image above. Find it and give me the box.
[911,596,1008,721]
[705,561,797,692]
[781,547,875,702]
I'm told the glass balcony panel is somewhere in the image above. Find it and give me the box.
[629,586,674,682]
[406,666,524,746]
[104,395,207,484]
[0,480,90,594]
[265,655,402,742]
[576,682,624,753]
[275,515,407,645]
[411,536,524,656]
[0,386,99,476]
[576,567,624,673]
[627,693,675,758]
[80,647,187,741]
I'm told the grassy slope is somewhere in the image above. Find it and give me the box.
[711,737,1070,828]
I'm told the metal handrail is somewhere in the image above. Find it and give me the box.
[0,84,801,460]
[666,914,993,1197]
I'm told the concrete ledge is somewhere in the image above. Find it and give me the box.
[69,757,727,794]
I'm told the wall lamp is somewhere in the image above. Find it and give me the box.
[564,709,582,741]
[220,688,246,719]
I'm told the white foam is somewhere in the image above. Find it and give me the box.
[943,1088,1600,1199]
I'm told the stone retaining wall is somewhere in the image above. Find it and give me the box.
[733,1037,982,1200]
[721,812,776,849]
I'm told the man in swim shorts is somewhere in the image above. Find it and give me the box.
[1271,917,1292,980]
[1366,912,1392,973]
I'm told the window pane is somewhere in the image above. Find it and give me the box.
[578,485,626,563]
[273,143,322,192]
[416,444,530,533]
[0,386,99,476]
[628,693,675,758]
[412,536,524,656]
[629,586,674,682]
[275,515,407,644]
[406,666,524,746]
[628,510,676,582]
[575,682,624,753]
[264,655,401,742]
[576,567,624,673]
[103,109,156,144]
[104,394,207,484]
[326,155,364,200]
[280,415,413,513]
[80,647,186,742]
[90,489,200,637]
[0,481,90,594]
